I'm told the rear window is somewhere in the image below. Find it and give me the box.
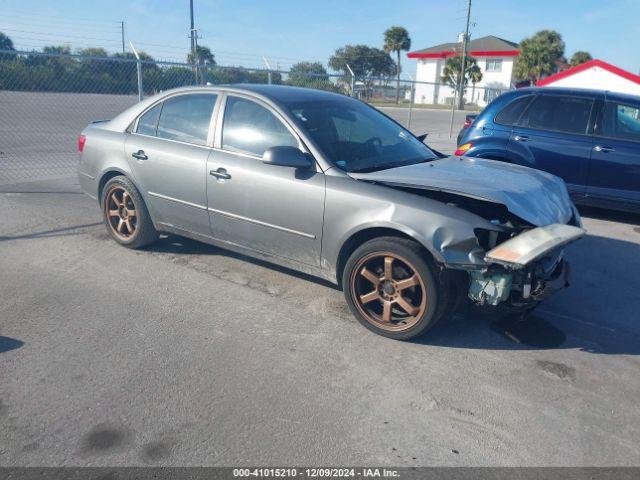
[518,95,593,135]
[494,95,533,126]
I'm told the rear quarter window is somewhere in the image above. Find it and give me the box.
[494,95,533,126]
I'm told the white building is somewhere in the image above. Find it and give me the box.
[536,59,640,96]
[408,35,519,107]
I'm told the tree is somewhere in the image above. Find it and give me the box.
[329,45,395,78]
[187,45,215,66]
[286,61,340,92]
[440,55,482,105]
[0,31,16,61]
[0,31,15,51]
[383,26,411,103]
[329,44,395,96]
[513,30,565,83]
[289,62,329,82]
[570,51,592,67]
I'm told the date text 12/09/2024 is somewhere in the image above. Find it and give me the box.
[233,468,400,478]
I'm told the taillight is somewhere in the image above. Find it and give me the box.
[78,135,86,153]
[454,142,473,156]
[463,118,473,128]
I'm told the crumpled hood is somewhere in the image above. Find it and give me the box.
[349,157,574,226]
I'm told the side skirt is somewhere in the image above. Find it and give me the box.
[155,222,337,285]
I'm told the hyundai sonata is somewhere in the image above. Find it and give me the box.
[78,85,584,340]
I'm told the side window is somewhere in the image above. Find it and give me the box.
[136,103,162,136]
[494,95,533,126]
[222,96,298,156]
[600,101,640,142]
[518,95,593,135]
[156,94,217,146]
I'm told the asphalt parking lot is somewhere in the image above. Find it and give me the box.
[1,172,640,466]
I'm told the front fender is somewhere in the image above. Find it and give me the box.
[322,176,501,279]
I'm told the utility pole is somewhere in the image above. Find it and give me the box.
[457,0,472,110]
[120,21,125,54]
[189,0,196,58]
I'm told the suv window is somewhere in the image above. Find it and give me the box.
[518,95,593,135]
[599,101,640,142]
[136,103,162,136]
[494,95,533,126]
[222,96,298,156]
[155,94,217,146]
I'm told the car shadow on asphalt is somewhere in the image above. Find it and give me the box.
[419,231,640,355]
[145,234,340,290]
[147,233,640,355]
[0,336,24,353]
[0,222,103,242]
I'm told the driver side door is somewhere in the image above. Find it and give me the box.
[206,94,325,267]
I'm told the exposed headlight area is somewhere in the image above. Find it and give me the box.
[468,224,585,307]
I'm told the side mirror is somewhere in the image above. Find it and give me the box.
[262,146,313,169]
[416,133,429,142]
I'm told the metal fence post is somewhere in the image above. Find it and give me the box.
[346,64,355,97]
[129,41,143,101]
[407,81,415,131]
[448,84,457,138]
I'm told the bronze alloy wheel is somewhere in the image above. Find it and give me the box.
[104,184,138,241]
[350,251,427,332]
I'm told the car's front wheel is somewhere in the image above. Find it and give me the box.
[343,237,445,340]
[101,175,158,249]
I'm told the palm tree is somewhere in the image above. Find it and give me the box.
[383,27,411,104]
[468,64,483,105]
[441,55,482,107]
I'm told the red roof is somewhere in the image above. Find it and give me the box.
[537,59,640,86]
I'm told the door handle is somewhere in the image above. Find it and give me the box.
[131,150,148,160]
[514,135,530,142]
[209,168,231,180]
[594,145,616,153]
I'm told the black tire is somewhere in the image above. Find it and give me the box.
[342,237,448,340]
[101,175,158,249]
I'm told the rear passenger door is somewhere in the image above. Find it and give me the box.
[507,94,595,198]
[588,100,640,206]
[125,92,218,235]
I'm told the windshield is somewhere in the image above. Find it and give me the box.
[284,98,437,172]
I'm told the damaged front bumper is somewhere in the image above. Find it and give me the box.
[467,224,585,307]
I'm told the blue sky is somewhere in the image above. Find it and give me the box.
[1,0,638,75]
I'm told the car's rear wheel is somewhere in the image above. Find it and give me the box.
[101,176,158,249]
[343,237,444,340]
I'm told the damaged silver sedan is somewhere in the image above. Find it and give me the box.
[77,85,584,340]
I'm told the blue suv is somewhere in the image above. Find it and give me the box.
[457,87,640,212]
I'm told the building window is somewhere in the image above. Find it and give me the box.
[486,59,502,72]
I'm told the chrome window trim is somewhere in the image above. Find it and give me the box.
[129,131,213,150]
[207,207,316,239]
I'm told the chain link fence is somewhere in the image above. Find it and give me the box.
[0,49,512,185]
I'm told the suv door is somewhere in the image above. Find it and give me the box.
[206,94,325,267]
[125,93,218,236]
[589,99,640,207]
[507,93,595,198]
